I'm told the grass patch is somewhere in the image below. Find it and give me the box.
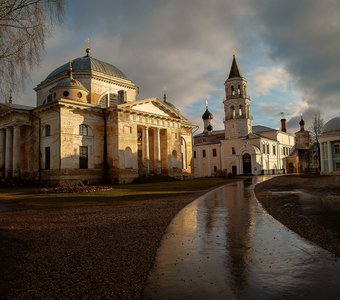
[0,177,236,209]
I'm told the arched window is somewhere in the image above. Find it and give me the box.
[238,85,241,95]
[124,147,133,168]
[231,86,235,96]
[79,124,88,136]
[230,106,235,119]
[239,105,243,117]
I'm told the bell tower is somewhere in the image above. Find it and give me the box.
[223,54,252,139]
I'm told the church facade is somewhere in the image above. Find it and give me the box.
[193,55,295,177]
[319,116,340,174]
[0,48,195,184]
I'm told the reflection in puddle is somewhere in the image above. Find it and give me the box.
[143,177,340,300]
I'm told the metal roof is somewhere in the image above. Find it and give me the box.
[252,125,276,133]
[46,56,127,80]
[322,116,340,134]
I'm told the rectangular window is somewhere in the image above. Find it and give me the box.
[45,147,50,170]
[232,147,236,154]
[214,166,217,173]
[262,144,266,154]
[202,149,206,158]
[335,144,340,154]
[336,163,340,170]
[45,125,51,137]
[267,144,270,154]
[212,148,217,157]
[193,151,196,158]
[79,146,88,169]
[273,145,276,155]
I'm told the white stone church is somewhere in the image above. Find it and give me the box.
[193,55,295,177]
[0,47,195,184]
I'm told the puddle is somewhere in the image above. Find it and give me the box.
[143,177,340,299]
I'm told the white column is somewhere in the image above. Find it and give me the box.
[320,142,325,173]
[0,129,5,178]
[13,125,21,178]
[238,155,242,174]
[327,141,333,173]
[144,127,149,174]
[155,128,161,174]
[220,143,224,172]
[5,127,13,178]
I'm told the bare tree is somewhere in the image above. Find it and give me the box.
[0,0,65,100]
[309,112,324,171]
[309,112,324,145]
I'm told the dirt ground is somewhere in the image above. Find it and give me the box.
[0,186,219,300]
[1,175,339,299]
[255,175,340,258]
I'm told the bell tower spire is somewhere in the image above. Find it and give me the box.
[223,53,252,139]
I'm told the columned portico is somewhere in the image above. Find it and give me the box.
[13,125,21,178]
[155,128,161,174]
[0,129,5,178]
[5,127,13,178]
[327,141,333,172]
[144,126,150,174]
[320,142,325,172]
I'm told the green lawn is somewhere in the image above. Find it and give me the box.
[0,178,236,208]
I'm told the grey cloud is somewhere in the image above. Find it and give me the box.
[14,0,339,130]
[249,0,340,123]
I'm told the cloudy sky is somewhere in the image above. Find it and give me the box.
[15,0,340,132]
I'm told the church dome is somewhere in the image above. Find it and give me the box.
[322,116,340,134]
[45,51,127,81]
[202,108,213,120]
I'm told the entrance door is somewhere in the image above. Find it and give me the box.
[232,165,237,176]
[242,153,252,174]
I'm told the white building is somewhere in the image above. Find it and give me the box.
[193,55,295,177]
[0,47,195,184]
[319,116,340,174]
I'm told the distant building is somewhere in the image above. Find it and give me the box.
[283,116,319,173]
[319,116,340,174]
[0,47,195,184]
[193,55,294,177]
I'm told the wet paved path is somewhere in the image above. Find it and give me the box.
[143,177,340,299]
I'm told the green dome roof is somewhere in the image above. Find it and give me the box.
[323,116,340,134]
[46,55,127,80]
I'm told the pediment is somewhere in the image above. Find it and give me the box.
[131,102,171,117]
[0,103,12,115]
[124,98,186,120]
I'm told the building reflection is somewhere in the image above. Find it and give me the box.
[224,180,255,295]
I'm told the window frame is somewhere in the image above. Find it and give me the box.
[79,124,89,136]
[79,146,88,169]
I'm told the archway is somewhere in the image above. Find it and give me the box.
[242,153,252,174]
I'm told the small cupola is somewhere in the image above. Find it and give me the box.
[202,101,214,134]
[202,101,213,120]
[50,60,89,103]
